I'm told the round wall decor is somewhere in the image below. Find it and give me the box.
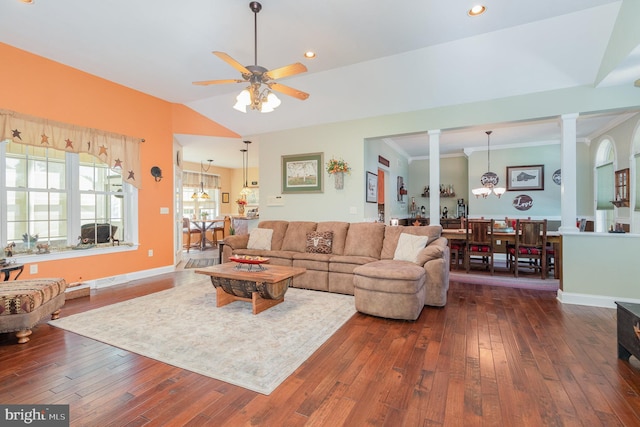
[552,169,561,185]
[512,194,533,211]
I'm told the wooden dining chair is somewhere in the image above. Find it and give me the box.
[182,218,202,252]
[465,219,495,275]
[206,220,226,247]
[508,219,547,279]
[443,218,465,269]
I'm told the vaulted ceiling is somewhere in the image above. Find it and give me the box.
[2,0,638,167]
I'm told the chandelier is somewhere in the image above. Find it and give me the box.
[472,131,505,198]
[191,159,213,199]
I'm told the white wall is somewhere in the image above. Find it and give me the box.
[248,85,639,307]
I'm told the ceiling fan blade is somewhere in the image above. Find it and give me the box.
[193,79,245,86]
[264,63,307,81]
[213,51,251,75]
[270,82,310,100]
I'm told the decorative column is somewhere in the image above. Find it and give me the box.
[429,130,441,227]
[559,113,579,233]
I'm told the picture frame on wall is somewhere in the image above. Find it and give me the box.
[281,152,324,193]
[222,192,229,203]
[506,165,544,191]
[366,171,378,203]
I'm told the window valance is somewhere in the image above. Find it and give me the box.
[183,171,220,189]
[0,109,144,189]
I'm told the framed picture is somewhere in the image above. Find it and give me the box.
[366,171,378,203]
[281,152,324,193]
[506,165,544,191]
[221,192,229,203]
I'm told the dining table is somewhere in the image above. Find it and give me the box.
[441,228,562,280]
[190,219,225,251]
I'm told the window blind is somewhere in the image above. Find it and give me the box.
[596,162,614,210]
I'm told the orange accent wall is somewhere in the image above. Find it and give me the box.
[171,104,239,137]
[0,42,236,284]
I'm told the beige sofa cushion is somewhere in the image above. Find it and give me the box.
[380,225,442,260]
[281,221,317,252]
[316,221,350,255]
[393,233,429,263]
[343,222,385,258]
[258,220,289,251]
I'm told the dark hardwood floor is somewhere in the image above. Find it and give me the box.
[2,270,639,426]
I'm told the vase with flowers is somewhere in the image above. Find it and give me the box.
[236,198,247,215]
[326,157,351,189]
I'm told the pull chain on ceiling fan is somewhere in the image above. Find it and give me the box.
[193,1,309,113]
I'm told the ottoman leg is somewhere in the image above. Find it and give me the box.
[51,309,61,320]
[16,329,32,344]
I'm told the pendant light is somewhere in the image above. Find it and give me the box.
[192,159,213,199]
[472,131,505,198]
[240,141,251,196]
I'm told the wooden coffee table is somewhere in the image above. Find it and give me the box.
[195,263,306,314]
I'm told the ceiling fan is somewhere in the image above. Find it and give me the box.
[193,1,309,113]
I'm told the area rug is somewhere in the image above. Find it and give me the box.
[49,281,356,395]
[184,258,216,268]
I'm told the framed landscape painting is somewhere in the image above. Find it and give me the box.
[506,165,544,191]
[281,152,324,193]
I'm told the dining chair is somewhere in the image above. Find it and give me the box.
[508,219,547,279]
[206,220,226,247]
[182,218,202,252]
[443,218,465,269]
[465,219,495,275]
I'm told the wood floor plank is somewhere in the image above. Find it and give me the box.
[2,272,640,426]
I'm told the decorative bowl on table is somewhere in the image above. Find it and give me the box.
[229,255,270,265]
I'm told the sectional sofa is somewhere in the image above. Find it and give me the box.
[221,221,450,320]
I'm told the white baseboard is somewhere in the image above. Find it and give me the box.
[84,265,175,289]
[557,290,640,309]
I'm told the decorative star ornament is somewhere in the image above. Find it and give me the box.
[113,158,123,168]
[12,129,22,140]
[41,133,49,144]
[65,139,74,148]
[127,170,135,180]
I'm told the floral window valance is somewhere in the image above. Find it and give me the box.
[0,109,144,189]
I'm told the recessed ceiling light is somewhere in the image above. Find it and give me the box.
[303,51,316,59]
[20,0,34,3]
[468,5,486,16]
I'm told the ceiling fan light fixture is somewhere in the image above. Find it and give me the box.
[20,0,34,4]
[233,89,251,112]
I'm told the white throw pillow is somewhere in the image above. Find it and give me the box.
[247,228,274,250]
[393,233,429,263]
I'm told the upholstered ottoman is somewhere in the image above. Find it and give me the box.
[353,260,426,320]
[0,278,67,343]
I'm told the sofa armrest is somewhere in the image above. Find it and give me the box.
[223,234,249,251]
[415,237,447,265]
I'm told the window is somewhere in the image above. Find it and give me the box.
[79,152,124,242]
[182,171,220,220]
[1,140,135,255]
[594,138,614,232]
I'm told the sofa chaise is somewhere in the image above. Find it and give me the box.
[221,221,449,320]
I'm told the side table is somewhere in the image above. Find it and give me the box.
[616,301,640,361]
[1,263,25,281]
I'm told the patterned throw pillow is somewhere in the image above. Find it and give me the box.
[305,231,333,254]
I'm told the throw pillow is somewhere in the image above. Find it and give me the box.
[305,231,333,254]
[393,233,429,263]
[247,228,274,250]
